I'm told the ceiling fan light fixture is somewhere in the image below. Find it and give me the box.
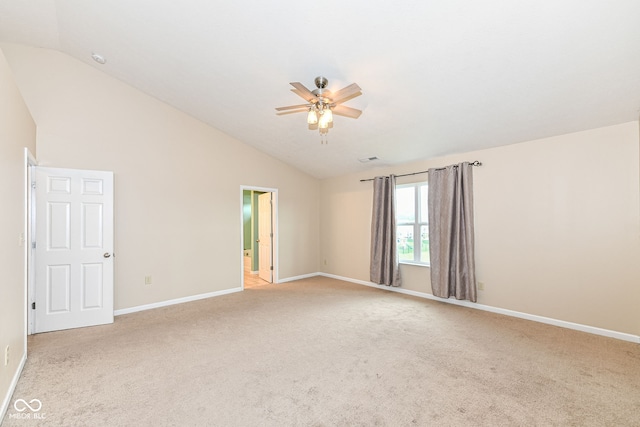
[318,112,330,129]
[323,107,333,124]
[307,108,318,125]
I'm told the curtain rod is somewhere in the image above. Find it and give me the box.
[359,160,482,182]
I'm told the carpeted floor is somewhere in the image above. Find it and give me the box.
[3,276,640,426]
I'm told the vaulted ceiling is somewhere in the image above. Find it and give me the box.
[1,0,639,178]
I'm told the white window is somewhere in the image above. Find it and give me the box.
[396,182,429,265]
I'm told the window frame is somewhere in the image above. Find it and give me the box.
[396,181,429,266]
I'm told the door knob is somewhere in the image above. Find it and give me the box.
[103,253,111,258]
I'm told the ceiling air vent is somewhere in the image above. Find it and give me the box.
[358,156,379,163]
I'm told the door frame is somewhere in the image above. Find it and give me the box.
[240,185,278,289]
[24,148,36,335]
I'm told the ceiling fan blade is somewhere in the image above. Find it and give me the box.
[275,104,310,111]
[290,82,316,102]
[332,92,362,106]
[291,89,320,103]
[332,105,362,119]
[331,83,362,103]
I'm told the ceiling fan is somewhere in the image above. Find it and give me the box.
[276,76,362,142]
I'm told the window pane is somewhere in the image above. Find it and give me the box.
[396,187,415,223]
[420,184,428,223]
[420,225,430,263]
[397,225,414,261]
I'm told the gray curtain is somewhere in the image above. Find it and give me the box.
[428,162,477,302]
[370,175,401,287]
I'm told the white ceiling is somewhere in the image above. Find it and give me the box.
[1,0,639,178]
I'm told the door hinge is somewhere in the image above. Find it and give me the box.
[31,182,36,189]
[32,242,36,249]
[31,302,36,310]
[270,266,273,271]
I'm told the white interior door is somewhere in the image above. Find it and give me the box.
[258,192,272,283]
[34,167,114,333]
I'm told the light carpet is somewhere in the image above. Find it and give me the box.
[3,276,640,426]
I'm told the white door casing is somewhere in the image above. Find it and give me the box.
[34,167,114,333]
[258,192,273,283]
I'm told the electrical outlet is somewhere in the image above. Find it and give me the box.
[145,276,152,285]
[4,345,9,366]
[478,281,485,291]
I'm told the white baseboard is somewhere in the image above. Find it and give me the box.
[278,272,320,283]
[1,351,27,423]
[114,287,243,316]
[318,272,640,344]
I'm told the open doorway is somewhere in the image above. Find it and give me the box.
[240,186,278,289]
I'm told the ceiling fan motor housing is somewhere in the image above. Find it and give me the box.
[312,76,331,101]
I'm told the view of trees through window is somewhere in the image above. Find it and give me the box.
[396,182,429,264]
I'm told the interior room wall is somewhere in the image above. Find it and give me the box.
[0,48,36,419]
[320,122,640,336]
[1,43,320,311]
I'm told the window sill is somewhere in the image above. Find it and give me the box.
[399,261,430,268]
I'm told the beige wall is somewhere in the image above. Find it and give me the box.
[2,43,320,310]
[0,48,36,416]
[321,122,640,336]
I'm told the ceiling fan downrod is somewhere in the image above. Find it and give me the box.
[314,76,328,89]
